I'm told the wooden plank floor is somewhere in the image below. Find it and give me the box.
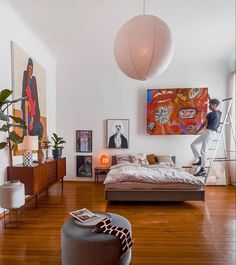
[0,182,235,265]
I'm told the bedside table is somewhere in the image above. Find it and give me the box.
[94,167,110,184]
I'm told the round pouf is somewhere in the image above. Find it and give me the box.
[61,213,132,265]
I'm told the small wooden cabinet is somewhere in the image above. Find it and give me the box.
[7,158,66,206]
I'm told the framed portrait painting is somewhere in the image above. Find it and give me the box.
[76,155,92,177]
[11,41,47,155]
[107,119,129,149]
[76,130,92,152]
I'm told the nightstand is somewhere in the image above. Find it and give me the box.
[94,167,110,184]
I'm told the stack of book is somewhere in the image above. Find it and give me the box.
[69,208,99,223]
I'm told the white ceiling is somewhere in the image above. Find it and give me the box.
[10,0,235,62]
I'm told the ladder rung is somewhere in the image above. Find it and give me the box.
[219,122,232,125]
[207,157,227,160]
[214,159,236,162]
[222,98,233,102]
[208,148,216,150]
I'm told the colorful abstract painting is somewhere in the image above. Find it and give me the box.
[11,41,47,155]
[147,88,208,135]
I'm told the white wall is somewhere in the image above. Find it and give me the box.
[227,57,236,185]
[4,0,231,183]
[56,33,228,181]
[0,0,56,186]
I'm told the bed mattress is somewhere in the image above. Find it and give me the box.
[105,181,204,191]
[104,163,205,188]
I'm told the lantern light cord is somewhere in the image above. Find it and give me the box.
[143,0,146,15]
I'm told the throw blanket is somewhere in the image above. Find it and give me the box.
[104,163,205,186]
[93,218,133,257]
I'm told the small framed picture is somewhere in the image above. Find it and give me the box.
[76,130,92,152]
[107,119,129,149]
[76,155,92,177]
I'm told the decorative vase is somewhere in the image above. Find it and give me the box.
[38,148,45,164]
[52,149,62,159]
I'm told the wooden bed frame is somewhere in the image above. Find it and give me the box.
[105,156,205,202]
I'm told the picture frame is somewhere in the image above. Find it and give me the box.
[76,155,92,177]
[76,130,92,152]
[107,119,129,149]
[11,41,47,156]
[147,88,208,135]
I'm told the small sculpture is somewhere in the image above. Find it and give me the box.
[37,140,45,164]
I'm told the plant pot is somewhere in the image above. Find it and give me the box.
[52,149,62,159]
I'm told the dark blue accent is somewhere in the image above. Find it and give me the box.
[147,90,153,103]
[206,110,222,131]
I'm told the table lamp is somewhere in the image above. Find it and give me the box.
[98,153,109,167]
[18,136,38,166]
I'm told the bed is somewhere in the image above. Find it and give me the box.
[104,156,205,202]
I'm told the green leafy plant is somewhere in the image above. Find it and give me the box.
[0,89,27,166]
[51,133,66,150]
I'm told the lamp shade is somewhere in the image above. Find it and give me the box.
[98,154,109,166]
[18,136,38,151]
[114,15,174,80]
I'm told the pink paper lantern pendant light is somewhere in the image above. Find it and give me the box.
[114,13,174,81]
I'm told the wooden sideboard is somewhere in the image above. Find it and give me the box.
[7,158,66,207]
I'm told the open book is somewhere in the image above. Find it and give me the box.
[69,208,99,223]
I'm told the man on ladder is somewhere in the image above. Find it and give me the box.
[191,98,222,177]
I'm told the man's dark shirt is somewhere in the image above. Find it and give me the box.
[206,110,222,131]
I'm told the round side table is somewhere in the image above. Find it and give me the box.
[61,213,132,265]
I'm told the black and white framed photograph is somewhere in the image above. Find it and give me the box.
[76,155,92,177]
[76,130,92,152]
[107,119,129,149]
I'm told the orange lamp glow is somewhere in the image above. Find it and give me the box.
[99,154,109,166]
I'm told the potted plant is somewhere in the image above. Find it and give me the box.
[0,89,27,166]
[51,133,66,159]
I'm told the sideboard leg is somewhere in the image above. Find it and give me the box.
[35,194,38,208]
[61,177,64,192]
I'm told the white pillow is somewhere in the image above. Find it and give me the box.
[158,161,175,167]
[115,154,132,164]
[156,155,175,166]
[131,153,149,166]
